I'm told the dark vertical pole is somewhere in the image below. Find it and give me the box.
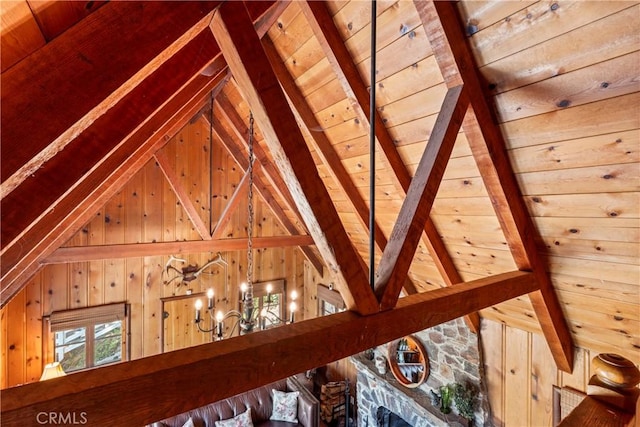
[209,91,215,235]
[369,0,377,291]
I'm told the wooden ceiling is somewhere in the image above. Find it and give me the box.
[1,0,638,423]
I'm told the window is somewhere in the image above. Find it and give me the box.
[46,303,129,373]
[251,279,286,328]
[317,284,345,316]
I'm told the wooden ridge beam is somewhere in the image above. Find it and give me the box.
[213,117,325,274]
[415,0,573,371]
[155,150,212,240]
[376,85,468,309]
[43,236,314,264]
[210,2,377,314]
[0,270,537,426]
[300,0,479,331]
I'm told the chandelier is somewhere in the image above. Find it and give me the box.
[194,111,297,340]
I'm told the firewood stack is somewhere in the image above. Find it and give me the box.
[320,381,347,423]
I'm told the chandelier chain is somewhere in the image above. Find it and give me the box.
[246,113,255,296]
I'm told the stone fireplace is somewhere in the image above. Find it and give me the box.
[351,318,487,427]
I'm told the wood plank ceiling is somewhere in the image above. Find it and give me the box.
[1,0,638,423]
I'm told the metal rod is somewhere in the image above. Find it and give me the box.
[369,0,377,291]
[209,91,214,235]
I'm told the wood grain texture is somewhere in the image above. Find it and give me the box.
[155,150,212,241]
[210,1,377,314]
[212,111,325,275]
[1,64,229,307]
[1,271,537,426]
[301,0,478,330]
[0,0,46,72]
[1,1,221,191]
[559,396,634,427]
[375,85,468,309]
[417,0,573,372]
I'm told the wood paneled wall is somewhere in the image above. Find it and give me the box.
[481,319,599,427]
[0,118,307,389]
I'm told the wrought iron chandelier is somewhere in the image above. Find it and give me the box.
[194,112,297,340]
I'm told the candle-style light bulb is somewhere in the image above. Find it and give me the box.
[266,283,273,303]
[260,307,268,330]
[290,289,298,301]
[289,301,297,324]
[215,310,224,339]
[207,288,214,310]
[240,282,247,301]
[194,299,203,323]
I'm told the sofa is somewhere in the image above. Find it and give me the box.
[148,377,319,427]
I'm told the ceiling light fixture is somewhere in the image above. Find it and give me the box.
[194,112,297,340]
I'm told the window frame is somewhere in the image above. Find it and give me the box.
[317,284,345,316]
[43,302,130,373]
[250,279,286,328]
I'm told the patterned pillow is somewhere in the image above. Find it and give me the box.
[270,389,299,423]
[214,407,253,427]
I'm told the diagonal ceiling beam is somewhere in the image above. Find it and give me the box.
[0,54,229,307]
[211,168,251,240]
[210,1,378,314]
[1,2,222,195]
[154,150,212,241]
[415,0,573,372]
[213,118,325,274]
[216,89,302,221]
[300,0,479,330]
[1,270,537,426]
[376,85,469,310]
[261,35,419,296]
[0,1,285,308]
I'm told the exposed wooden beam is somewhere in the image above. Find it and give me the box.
[1,2,222,195]
[155,150,212,240]
[213,117,325,274]
[1,270,537,426]
[0,53,229,308]
[253,0,291,36]
[210,2,378,314]
[375,85,468,310]
[415,0,573,372]
[1,32,218,250]
[217,90,302,222]
[0,0,287,308]
[300,0,479,331]
[211,168,251,239]
[43,236,314,264]
[261,35,420,294]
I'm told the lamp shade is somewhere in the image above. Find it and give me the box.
[40,362,66,381]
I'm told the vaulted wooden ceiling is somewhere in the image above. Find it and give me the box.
[1,1,638,424]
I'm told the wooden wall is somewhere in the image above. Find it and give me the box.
[481,319,600,427]
[459,0,640,363]
[0,118,307,389]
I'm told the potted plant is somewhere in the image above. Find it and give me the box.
[452,382,477,422]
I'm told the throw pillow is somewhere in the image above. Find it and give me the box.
[270,389,299,423]
[214,407,253,427]
[181,418,195,427]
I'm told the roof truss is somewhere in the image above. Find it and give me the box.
[0,0,575,407]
